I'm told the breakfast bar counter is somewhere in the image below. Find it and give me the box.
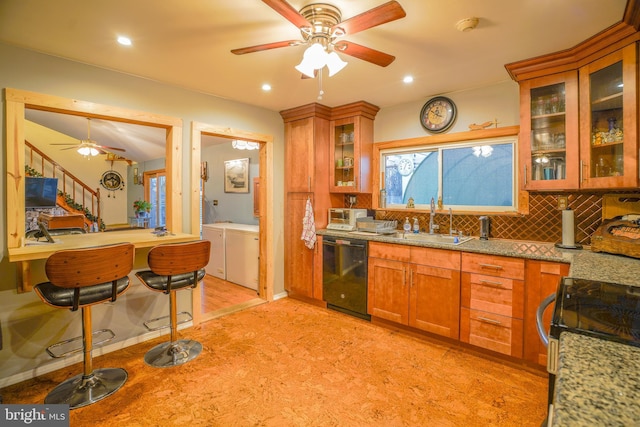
[8,229,200,292]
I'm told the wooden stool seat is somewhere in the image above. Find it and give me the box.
[34,243,134,409]
[136,240,210,368]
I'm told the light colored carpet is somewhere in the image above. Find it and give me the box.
[1,298,547,426]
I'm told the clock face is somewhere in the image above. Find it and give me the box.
[420,96,457,133]
[398,158,414,176]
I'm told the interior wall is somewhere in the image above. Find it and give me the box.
[201,142,260,225]
[0,42,285,384]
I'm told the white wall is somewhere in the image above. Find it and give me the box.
[374,80,520,142]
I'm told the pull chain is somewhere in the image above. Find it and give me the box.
[317,68,324,100]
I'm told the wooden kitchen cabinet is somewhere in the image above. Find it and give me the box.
[506,24,640,191]
[368,242,461,339]
[519,71,579,190]
[579,43,638,189]
[329,102,378,193]
[460,253,525,357]
[523,260,570,367]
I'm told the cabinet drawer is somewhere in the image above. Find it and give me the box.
[410,246,460,269]
[461,253,524,280]
[369,242,411,262]
[461,273,524,318]
[460,308,523,358]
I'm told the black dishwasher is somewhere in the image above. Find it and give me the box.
[322,236,370,320]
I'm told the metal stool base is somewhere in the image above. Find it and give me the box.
[144,339,202,368]
[44,368,127,409]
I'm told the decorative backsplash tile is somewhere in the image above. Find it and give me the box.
[342,191,640,245]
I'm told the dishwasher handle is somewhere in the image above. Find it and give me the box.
[536,293,556,348]
[322,239,366,249]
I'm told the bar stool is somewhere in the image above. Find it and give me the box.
[33,243,135,409]
[136,240,210,367]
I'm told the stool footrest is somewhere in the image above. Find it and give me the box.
[46,329,115,359]
[143,311,193,332]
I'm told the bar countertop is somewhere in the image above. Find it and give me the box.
[8,229,200,262]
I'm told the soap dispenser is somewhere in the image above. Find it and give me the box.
[412,217,419,233]
[403,217,411,234]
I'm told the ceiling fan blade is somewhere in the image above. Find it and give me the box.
[332,1,406,36]
[336,41,396,67]
[231,40,301,55]
[97,145,126,152]
[262,0,311,29]
[60,146,79,151]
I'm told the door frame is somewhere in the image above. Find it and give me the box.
[190,121,274,325]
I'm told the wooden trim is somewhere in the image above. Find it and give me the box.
[505,22,640,82]
[4,88,183,292]
[624,0,640,30]
[190,121,275,326]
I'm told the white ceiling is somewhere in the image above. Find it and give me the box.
[1,0,629,162]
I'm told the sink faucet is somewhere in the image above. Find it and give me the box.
[449,208,454,236]
[429,197,437,235]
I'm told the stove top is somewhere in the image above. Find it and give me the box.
[551,277,640,346]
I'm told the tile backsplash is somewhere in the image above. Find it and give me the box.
[342,191,640,245]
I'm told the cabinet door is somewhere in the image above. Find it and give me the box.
[410,263,460,339]
[579,43,638,189]
[329,117,359,192]
[524,260,570,367]
[367,257,409,324]
[519,71,579,190]
[285,118,315,193]
[284,193,316,298]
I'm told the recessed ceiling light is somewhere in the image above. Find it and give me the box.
[117,36,132,46]
[403,75,414,84]
[262,84,272,91]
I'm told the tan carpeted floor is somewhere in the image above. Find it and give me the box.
[1,298,548,426]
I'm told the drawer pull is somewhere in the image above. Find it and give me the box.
[477,316,503,326]
[479,263,503,270]
[479,280,504,288]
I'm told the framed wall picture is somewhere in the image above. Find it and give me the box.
[224,158,249,193]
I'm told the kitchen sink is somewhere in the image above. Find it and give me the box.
[391,232,474,245]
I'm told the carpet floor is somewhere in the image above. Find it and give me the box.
[1,298,548,426]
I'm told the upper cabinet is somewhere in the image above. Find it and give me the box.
[506,21,640,191]
[328,102,378,193]
[519,71,580,190]
[579,44,638,189]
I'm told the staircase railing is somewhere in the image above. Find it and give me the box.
[25,140,101,228]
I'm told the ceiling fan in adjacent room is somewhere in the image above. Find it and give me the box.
[52,118,126,157]
[231,0,406,78]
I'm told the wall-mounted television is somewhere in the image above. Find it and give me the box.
[25,177,59,208]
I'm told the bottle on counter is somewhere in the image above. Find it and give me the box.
[413,217,419,233]
[403,217,411,233]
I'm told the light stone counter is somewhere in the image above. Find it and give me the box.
[551,333,640,427]
[318,229,640,425]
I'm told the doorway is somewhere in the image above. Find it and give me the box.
[190,121,274,325]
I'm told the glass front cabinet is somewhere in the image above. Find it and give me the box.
[579,44,638,189]
[520,71,579,190]
[329,115,374,193]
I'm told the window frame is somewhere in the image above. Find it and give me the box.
[372,126,520,213]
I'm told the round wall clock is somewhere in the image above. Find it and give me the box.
[420,96,457,133]
[100,170,125,192]
[398,158,414,176]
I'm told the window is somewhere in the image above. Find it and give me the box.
[380,137,517,212]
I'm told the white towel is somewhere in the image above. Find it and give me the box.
[301,197,316,249]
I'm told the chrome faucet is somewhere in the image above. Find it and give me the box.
[429,197,437,235]
[449,208,454,236]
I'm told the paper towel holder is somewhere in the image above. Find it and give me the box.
[554,207,583,250]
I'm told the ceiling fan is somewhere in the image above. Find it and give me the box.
[231,0,406,74]
[52,118,126,156]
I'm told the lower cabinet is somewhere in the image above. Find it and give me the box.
[368,242,461,339]
[523,260,570,367]
[460,253,525,358]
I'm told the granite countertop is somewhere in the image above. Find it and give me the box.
[319,228,640,425]
[551,333,640,427]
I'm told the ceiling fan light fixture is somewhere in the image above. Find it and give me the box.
[232,140,259,150]
[77,145,99,157]
[326,51,347,76]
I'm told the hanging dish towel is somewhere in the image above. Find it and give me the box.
[301,197,316,249]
